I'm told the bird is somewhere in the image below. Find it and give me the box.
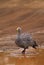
[15,27,38,54]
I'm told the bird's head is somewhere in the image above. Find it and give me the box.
[16,27,22,34]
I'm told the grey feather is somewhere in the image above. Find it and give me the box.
[15,27,36,49]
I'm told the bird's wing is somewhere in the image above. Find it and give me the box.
[20,33,34,46]
[21,33,32,41]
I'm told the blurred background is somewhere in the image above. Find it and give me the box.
[0,0,44,65]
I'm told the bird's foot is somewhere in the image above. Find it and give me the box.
[22,50,25,54]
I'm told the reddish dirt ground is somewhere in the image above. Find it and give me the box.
[0,0,44,65]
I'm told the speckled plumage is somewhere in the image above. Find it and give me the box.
[15,27,38,53]
[15,33,34,48]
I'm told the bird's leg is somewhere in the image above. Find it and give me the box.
[32,45,36,49]
[32,41,38,49]
[22,48,25,54]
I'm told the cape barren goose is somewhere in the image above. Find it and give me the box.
[15,27,38,54]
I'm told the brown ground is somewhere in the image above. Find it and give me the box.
[0,0,44,65]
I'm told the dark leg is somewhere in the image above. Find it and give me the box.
[32,45,36,49]
[32,41,38,49]
[22,48,25,54]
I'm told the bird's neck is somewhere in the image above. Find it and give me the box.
[17,32,21,37]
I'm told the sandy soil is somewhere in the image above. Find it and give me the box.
[0,0,44,65]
